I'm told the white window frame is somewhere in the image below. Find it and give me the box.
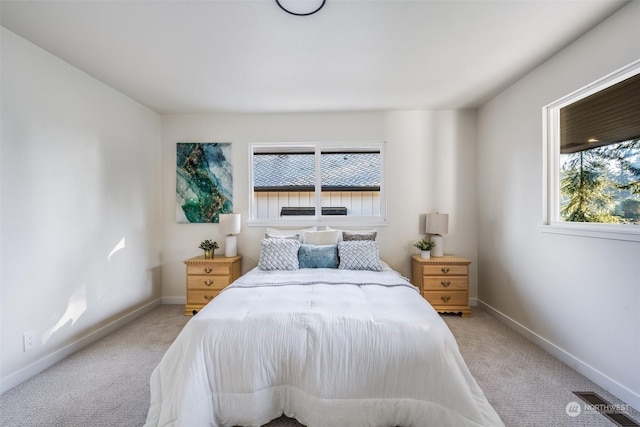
[541,59,640,242]
[248,141,387,227]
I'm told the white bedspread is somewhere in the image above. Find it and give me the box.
[145,267,503,427]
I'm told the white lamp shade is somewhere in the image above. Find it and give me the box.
[425,213,449,235]
[219,213,241,235]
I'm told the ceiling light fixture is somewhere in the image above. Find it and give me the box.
[276,0,326,16]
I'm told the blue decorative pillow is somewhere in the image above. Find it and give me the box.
[258,238,300,271]
[337,240,383,271]
[298,244,339,269]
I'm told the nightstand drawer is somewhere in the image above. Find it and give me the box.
[187,264,231,276]
[423,291,468,306]
[423,277,468,291]
[187,290,221,305]
[187,275,229,290]
[422,265,468,276]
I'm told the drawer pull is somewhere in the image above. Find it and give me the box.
[204,294,215,301]
[441,267,450,274]
[204,279,213,286]
[441,295,451,302]
[441,281,451,287]
[204,267,213,273]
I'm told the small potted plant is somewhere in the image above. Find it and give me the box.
[413,238,436,259]
[199,239,219,259]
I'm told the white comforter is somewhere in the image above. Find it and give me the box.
[145,266,503,427]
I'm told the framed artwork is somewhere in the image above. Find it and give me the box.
[176,142,233,223]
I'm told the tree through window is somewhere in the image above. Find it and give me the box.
[560,139,640,224]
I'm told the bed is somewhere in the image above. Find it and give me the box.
[145,236,503,427]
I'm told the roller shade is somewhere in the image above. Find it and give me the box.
[560,73,640,154]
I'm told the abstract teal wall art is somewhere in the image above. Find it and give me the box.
[176,143,233,223]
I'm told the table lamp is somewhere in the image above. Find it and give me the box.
[425,213,448,257]
[219,213,241,257]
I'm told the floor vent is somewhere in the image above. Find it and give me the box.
[573,392,639,427]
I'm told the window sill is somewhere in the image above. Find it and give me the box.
[248,218,388,228]
[539,222,640,242]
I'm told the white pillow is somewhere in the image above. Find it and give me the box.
[266,226,317,242]
[337,240,383,271]
[258,238,301,271]
[302,229,340,245]
[265,233,299,240]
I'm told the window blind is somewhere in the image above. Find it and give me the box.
[560,73,640,154]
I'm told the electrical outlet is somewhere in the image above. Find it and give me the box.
[23,331,36,352]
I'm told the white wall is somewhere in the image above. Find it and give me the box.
[160,111,478,302]
[477,1,640,409]
[0,28,162,392]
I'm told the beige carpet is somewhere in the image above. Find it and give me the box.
[1,305,638,426]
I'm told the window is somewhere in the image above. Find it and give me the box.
[543,59,640,241]
[249,142,386,225]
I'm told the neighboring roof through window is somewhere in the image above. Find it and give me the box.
[253,151,381,192]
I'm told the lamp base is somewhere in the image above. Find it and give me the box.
[430,234,444,257]
[224,235,237,257]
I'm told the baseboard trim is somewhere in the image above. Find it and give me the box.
[162,296,185,304]
[477,299,640,411]
[0,298,162,395]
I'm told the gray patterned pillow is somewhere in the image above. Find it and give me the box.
[258,238,301,271]
[337,240,383,271]
[342,231,377,241]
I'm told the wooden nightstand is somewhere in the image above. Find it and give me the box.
[184,255,242,316]
[411,255,471,318]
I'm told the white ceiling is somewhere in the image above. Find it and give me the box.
[0,0,629,114]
